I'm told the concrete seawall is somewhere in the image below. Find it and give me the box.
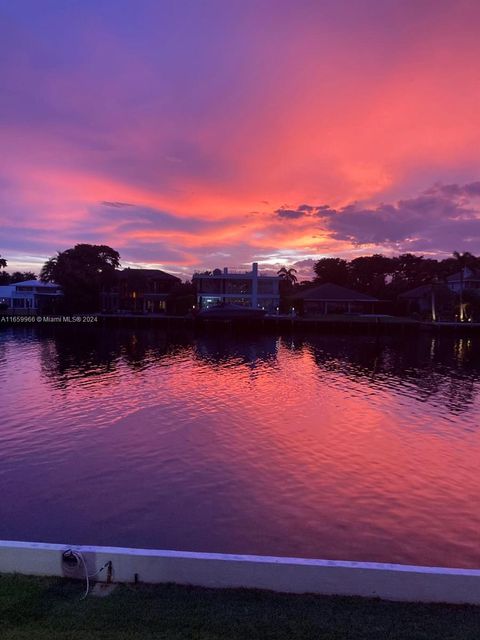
[1,540,479,604]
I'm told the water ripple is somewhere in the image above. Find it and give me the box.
[0,328,479,567]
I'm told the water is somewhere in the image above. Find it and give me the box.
[0,326,479,568]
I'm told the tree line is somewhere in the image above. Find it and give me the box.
[0,255,37,285]
[2,246,479,313]
[309,251,479,299]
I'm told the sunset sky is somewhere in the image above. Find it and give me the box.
[1,0,480,279]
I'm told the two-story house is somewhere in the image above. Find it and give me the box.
[101,268,181,313]
[0,280,62,313]
[192,263,280,312]
[446,267,480,294]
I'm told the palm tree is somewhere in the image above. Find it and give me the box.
[277,266,298,286]
[452,251,476,321]
[0,255,6,269]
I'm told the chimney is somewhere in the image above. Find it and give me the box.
[251,262,258,308]
[223,267,228,274]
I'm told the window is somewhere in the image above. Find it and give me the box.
[198,279,222,294]
[225,279,251,294]
[258,280,275,294]
[201,296,222,308]
[227,297,250,307]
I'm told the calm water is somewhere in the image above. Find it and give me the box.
[1,326,479,568]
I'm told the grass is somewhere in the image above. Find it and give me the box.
[1,573,479,639]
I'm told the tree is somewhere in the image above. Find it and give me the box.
[452,251,477,267]
[0,261,37,284]
[349,255,394,296]
[388,253,439,296]
[277,266,298,286]
[41,244,121,312]
[166,281,196,315]
[277,266,298,313]
[313,258,349,286]
[10,271,37,283]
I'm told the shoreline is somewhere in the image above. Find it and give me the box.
[2,312,480,335]
[1,540,480,605]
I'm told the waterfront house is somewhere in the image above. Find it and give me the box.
[101,268,181,313]
[398,283,455,320]
[192,263,280,312]
[446,267,480,295]
[290,282,379,316]
[0,280,62,313]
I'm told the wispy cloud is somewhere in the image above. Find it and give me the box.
[101,201,135,208]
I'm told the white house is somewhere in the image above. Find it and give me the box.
[0,280,62,313]
[446,267,480,294]
[192,263,280,312]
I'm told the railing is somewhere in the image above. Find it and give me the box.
[193,269,277,278]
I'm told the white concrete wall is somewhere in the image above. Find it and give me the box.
[1,540,480,604]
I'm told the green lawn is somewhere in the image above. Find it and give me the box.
[1,573,479,639]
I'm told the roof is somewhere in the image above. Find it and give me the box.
[446,268,480,282]
[291,282,379,302]
[0,285,13,296]
[398,284,453,299]
[192,272,277,280]
[119,268,181,282]
[15,280,59,288]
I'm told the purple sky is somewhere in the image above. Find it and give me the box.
[1,0,480,279]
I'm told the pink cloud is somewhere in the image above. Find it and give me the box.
[1,1,480,273]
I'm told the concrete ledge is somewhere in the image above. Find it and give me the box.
[1,540,479,604]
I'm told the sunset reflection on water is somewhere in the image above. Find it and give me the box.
[0,327,479,568]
